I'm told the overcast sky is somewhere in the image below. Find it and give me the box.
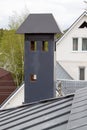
[0,0,86,30]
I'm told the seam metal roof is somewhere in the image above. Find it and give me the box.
[1,86,87,130]
[67,87,87,130]
[0,95,73,130]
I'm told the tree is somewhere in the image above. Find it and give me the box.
[8,8,29,30]
[0,9,29,86]
[0,30,24,86]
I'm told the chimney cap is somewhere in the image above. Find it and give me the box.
[16,13,61,34]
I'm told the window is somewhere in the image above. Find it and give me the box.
[82,38,87,51]
[30,41,37,51]
[42,41,48,51]
[79,21,87,28]
[73,38,78,51]
[30,74,37,81]
[79,67,85,80]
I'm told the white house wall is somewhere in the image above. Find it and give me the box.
[59,61,87,80]
[56,14,87,80]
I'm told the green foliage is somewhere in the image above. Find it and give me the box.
[55,33,63,39]
[55,29,68,40]
[0,9,29,86]
[0,30,24,86]
[0,29,3,42]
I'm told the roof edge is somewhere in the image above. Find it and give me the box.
[0,93,74,111]
[56,11,87,46]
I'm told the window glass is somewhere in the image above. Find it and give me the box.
[42,41,48,51]
[82,38,87,51]
[73,38,78,51]
[30,41,37,51]
[79,67,85,80]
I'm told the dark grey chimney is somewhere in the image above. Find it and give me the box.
[17,13,61,103]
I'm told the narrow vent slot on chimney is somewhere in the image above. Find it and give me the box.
[42,41,48,51]
[30,41,37,51]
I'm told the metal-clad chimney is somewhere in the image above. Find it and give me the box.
[17,13,61,103]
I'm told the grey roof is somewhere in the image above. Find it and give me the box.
[0,95,73,130]
[16,14,61,34]
[57,79,87,95]
[67,87,87,130]
[1,86,87,130]
[56,62,73,80]
[56,61,87,95]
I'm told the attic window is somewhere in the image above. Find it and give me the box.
[42,41,48,51]
[30,74,37,81]
[79,21,87,28]
[30,41,37,51]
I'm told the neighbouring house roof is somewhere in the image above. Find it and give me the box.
[16,14,61,34]
[56,62,87,95]
[0,68,16,105]
[0,68,10,78]
[57,11,87,45]
[1,86,87,130]
[56,62,73,80]
[57,79,87,95]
